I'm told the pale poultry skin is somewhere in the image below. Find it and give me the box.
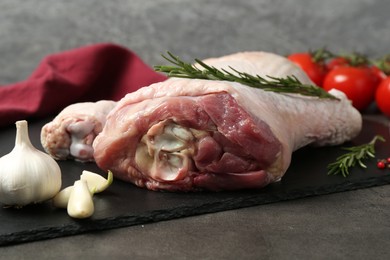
[41,100,116,162]
[92,52,362,191]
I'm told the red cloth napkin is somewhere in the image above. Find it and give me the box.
[0,43,167,127]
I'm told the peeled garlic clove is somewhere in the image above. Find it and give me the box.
[0,120,62,207]
[67,180,94,219]
[53,170,113,211]
[52,186,74,208]
[80,170,113,194]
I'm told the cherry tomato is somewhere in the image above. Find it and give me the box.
[375,77,390,117]
[327,56,384,89]
[323,66,377,111]
[370,65,387,84]
[326,57,349,71]
[287,53,327,86]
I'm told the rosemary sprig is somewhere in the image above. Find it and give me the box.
[327,135,385,177]
[154,52,338,100]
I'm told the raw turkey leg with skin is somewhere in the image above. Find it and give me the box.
[41,100,116,162]
[93,52,362,192]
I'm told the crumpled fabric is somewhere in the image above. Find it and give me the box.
[0,43,167,127]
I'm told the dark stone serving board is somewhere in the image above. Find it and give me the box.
[0,117,389,246]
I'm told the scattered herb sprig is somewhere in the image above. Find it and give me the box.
[327,135,385,177]
[154,52,338,100]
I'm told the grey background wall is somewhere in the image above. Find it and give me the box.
[1,0,389,85]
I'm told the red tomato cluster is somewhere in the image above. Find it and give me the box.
[287,49,390,116]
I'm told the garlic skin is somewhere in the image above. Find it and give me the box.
[67,180,94,219]
[0,120,62,207]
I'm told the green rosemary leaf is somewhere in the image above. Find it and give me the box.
[154,51,338,100]
[327,135,385,177]
[366,150,375,157]
[358,160,367,168]
[346,156,355,167]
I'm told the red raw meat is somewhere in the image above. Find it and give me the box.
[93,52,362,191]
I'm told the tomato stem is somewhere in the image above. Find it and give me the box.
[339,52,369,67]
[371,54,390,75]
[310,47,334,63]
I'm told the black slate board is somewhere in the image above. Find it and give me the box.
[0,117,389,246]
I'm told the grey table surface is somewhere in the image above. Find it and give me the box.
[1,1,390,259]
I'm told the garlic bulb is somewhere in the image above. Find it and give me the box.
[0,120,62,207]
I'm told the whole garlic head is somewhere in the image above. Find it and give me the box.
[0,120,62,207]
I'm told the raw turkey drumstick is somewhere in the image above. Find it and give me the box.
[41,100,116,162]
[92,51,362,191]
